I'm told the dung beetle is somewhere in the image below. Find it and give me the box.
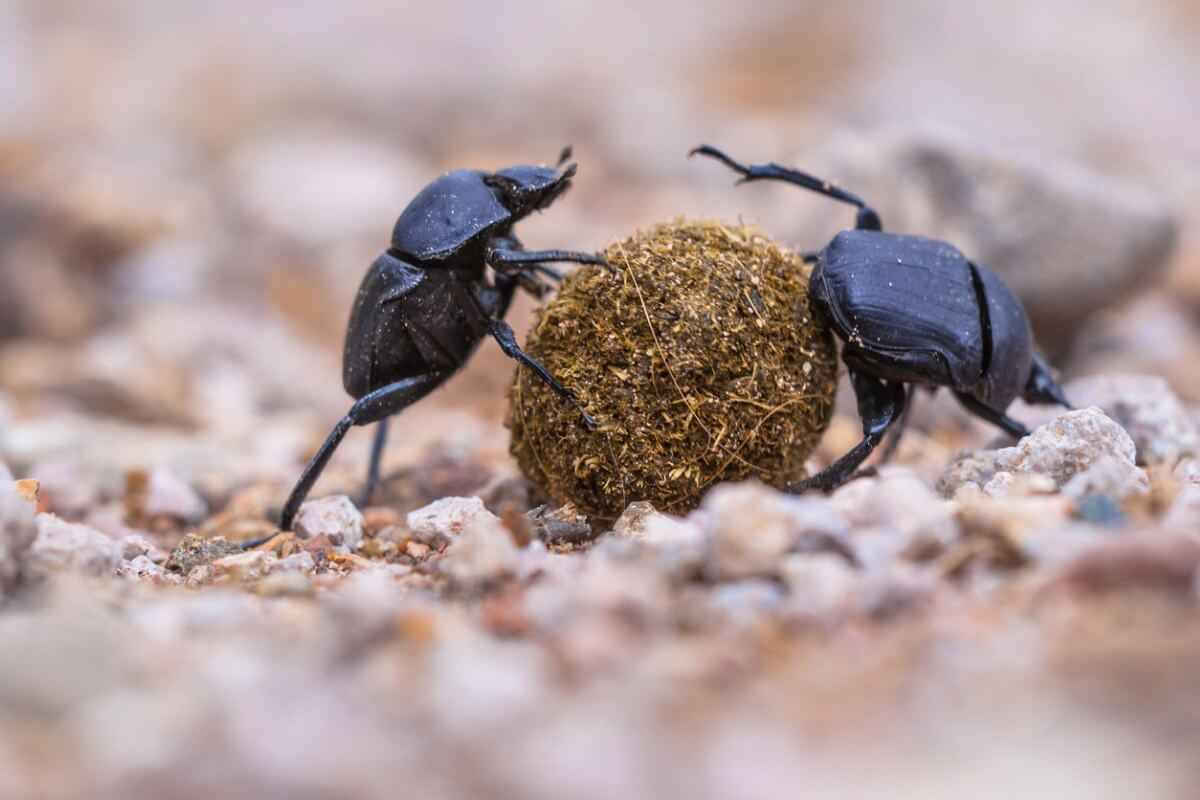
[691,145,1070,493]
[278,148,606,530]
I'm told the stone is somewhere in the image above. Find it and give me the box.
[143,466,208,523]
[292,494,364,549]
[780,553,858,618]
[611,502,659,540]
[407,496,495,547]
[810,125,1177,350]
[832,468,958,568]
[1064,374,1198,466]
[24,457,98,517]
[276,551,317,573]
[117,533,167,563]
[211,549,278,581]
[1055,534,1200,594]
[526,504,594,549]
[164,533,241,574]
[1061,455,1149,504]
[1,473,38,595]
[940,408,1142,499]
[116,554,178,584]
[702,483,795,580]
[28,515,121,577]
[439,515,520,588]
[703,482,800,581]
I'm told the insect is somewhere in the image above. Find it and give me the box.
[691,144,1070,493]
[278,149,605,530]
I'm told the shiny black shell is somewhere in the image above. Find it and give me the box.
[811,230,1034,411]
[390,169,511,261]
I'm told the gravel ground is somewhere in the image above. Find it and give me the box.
[3,1,1200,798]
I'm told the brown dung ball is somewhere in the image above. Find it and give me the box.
[507,220,839,525]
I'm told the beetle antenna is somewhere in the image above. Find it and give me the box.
[556,145,573,168]
[689,144,883,231]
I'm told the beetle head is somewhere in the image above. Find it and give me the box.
[485,162,575,217]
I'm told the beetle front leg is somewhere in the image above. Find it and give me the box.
[486,316,596,427]
[488,247,611,275]
[787,371,907,494]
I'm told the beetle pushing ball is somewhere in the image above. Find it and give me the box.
[691,145,1071,493]
[278,149,605,531]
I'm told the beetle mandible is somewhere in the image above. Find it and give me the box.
[691,144,1070,493]
[278,148,605,530]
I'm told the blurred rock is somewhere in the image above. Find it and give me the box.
[527,503,594,549]
[28,515,121,577]
[116,554,177,584]
[703,483,798,581]
[407,496,494,547]
[941,408,1142,498]
[439,515,519,589]
[832,468,958,568]
[1064,374,1198,466]
[142,466,208,523]
[1,468,38,596]
[1061,455,1149,504]
[814,125,1177,351]
[780,553,858,619]
[117,533,166,563]
[25,456,99,518]
[164,533,240,574]
[1055,534,1200,594]
[212,549,278,582]
[611,501,660,540]
[293,495,364,549]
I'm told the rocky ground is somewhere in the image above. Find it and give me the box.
[3,385,1200,799]
[4,1,1200,798]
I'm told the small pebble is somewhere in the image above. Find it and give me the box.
[293,495,364,549]
[28,515,121,577]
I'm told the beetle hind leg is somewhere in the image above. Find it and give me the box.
[276,373,444,532]
[689,144,883,231]
[788,372,907,494]
[358,418,390,508]
[954,391,1030,440]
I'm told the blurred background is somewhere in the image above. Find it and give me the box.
[1,0,1197,474]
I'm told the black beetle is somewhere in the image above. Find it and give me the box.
[278,148,605,530]
[691,145,1070,493]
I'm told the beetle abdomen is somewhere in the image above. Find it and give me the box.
[342,252,427,398]
[814,231,985,390]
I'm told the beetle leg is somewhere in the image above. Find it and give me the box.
[788,372,907,494]
[277,373,444,531]
[877,394,914,464]
[486,316,596,427]
[358,418,390,508]
[953,391,1030,439]
[690,144,883,231]
[1024,352,1072,408]
[489,247,611,274]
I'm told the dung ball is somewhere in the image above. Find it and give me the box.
[507,220,838,526]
